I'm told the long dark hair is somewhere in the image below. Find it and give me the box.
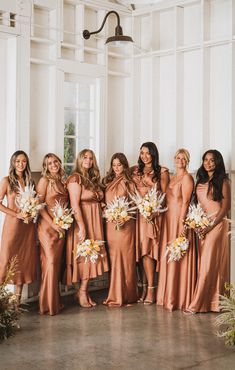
[196,149,228,202]
[137,142,161,183]
[103,153,132,186]
[9,150,32,193]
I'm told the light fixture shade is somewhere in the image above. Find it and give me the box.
[82,11,134,46]
[105,35,134,45]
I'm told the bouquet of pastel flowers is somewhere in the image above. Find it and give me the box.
[103,196,136,230]
[76,239,104,264]
[165,236,189,262]
[15,183,45,223]
[184,203,214,239]
[129,185,167,223]
[51,200,74,238]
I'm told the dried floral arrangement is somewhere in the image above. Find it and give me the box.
[0,257,22,340]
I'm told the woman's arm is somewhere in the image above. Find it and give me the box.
[67,181,86,242]
[0,177,20,218]
[179,174,194,235]
[200,178,231,237]
[160,169,170,193]
[36,177,62,233]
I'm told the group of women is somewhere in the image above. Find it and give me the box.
[0,142,231,316]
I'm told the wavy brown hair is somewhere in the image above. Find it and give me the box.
[41,153,66,183]
[73,149,102,190]
[103,153,132,187]
[8,150,32,193]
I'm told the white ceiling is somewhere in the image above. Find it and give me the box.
[113,0,162,10]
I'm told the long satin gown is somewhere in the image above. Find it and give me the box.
[66,173,109,284]
[37,178,68,315]
[0,177,37,285]
[188,182,229,313]
[157,174,197,310]
[132,167,168,271]
[104,175,138,307]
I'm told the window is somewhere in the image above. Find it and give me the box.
[64,79,98,175]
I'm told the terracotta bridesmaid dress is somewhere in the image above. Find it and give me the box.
[132,167,169,271]
[37,178,68,315]
[66,173,109,285]
[157,174,197,310]
[188,182,229,313]
[104,175,138,307]
[0,177,37,285]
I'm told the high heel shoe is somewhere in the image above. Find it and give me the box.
[183,308,196,315]
[138,283,147,303]
[144,286,156,305]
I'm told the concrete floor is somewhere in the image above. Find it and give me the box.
[0,291,235,370]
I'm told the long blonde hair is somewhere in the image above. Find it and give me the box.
[174,148,190,166]
[73,149,102,189]
[41,153,66,183]
[8,150,32,193]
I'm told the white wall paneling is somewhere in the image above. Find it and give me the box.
[183,49,203,171]
[209,44,231,167]
[159,54,176,169]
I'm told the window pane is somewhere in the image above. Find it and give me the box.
[64,82,78,108]
[64,165,73,176]
[79,84,93,109]
[64,137,76,164]
[77,136,94,151]
[64,111,77,135]
[77,111,94,137]
[64,120,76,136]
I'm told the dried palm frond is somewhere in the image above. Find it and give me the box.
[0,256,23,340]
[215,283,235,346]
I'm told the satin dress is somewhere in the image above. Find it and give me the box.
[157,174,197,310]
[104,175,138,307]
[0,177,37,285]
[37,178,68,315]
[132,167,168,271]
[66,173,109,284]
[188,182,229,313]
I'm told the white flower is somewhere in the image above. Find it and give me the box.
[129,186,167,222]
[184,203,214,238]
[76,239,104,264]
[15,182,45,223]
[165,236,189,262]
[103,196,136,230]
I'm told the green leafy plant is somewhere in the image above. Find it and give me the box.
[0,257,23,341]
[215,283,235,346]
[64,122,76,166]
[64,121,75,136]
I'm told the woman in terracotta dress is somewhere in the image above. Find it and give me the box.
[132,142,169,305]
[37,153,68,315]
[187,149,230,313]
[103,153,138,307]
[157,149,196,310]
[0,150,37,305]
[66,149,109,308]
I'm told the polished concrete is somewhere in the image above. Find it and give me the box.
[0,290,235,370]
